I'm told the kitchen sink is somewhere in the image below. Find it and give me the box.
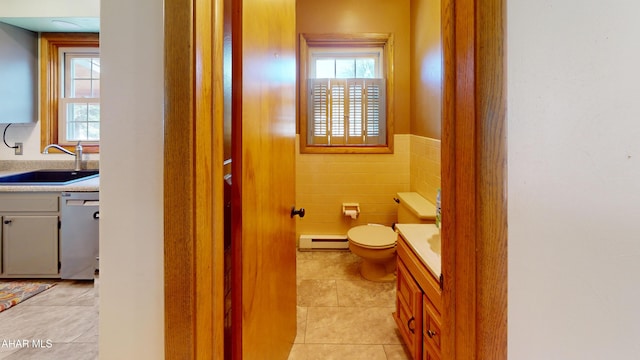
[0,169,100,185]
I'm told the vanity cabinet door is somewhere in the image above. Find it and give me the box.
[423,294,442,360]
[2,215,59,276]
[394,259,423,359]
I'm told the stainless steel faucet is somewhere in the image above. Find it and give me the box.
[43,141,83,171]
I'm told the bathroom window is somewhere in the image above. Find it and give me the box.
[40,33,100,154]
[299,33,394,154]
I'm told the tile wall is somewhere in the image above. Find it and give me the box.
[295,134,441,241]
[295,135,411,238]
[410,135,441,204]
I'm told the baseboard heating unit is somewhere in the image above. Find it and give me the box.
[299,234,349,251]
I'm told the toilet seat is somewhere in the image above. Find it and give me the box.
[347,224,397,249]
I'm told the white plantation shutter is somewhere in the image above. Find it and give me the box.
[308,79,329,144]
[364,79,385,145]
[330,80,346,144]
[308,78,385,146]
[347,80,364,144]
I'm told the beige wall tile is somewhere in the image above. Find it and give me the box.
[410,135,441,204]
[296,135,411,239]
[296,134,441,241]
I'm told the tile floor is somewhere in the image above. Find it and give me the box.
[0,279,98,360]
[290,250,411,360]
[0,250,409,360]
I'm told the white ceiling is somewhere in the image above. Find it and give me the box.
[0,0,100,33]
[0,17,99,33]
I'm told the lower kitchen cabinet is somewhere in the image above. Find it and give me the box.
[0,192,61,278]
[2,215,59,276]
[394,233,443,360]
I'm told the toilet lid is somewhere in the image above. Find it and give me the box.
[347,225,397,249]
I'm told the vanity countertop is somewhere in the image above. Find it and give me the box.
[0,169,100,192]
[395,223,441,279]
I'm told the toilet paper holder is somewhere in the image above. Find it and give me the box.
[342,203,360,219]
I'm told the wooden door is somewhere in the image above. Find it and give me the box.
[231,0,297,358]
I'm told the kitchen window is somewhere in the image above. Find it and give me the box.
[299,33,394,154]
[59,50,100,144]
[40,33,100,153]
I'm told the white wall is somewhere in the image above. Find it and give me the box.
[0,0,100,162]
[509,2,640,359]
[99,0,164,358]
[0,123,100,161]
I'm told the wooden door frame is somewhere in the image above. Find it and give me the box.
[164,0,225,358]
[441,0,507,358]
[162,0,507,358]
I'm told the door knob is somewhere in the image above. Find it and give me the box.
[290,207,305,218]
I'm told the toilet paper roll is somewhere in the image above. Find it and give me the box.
[345,209,358,219]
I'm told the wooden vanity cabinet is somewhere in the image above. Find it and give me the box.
[394,234,443,360]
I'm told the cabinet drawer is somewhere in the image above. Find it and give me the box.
[423,294,442,356]
[0,193,59,212]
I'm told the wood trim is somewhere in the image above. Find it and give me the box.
[39,33,99,154]
[164,0,224,358]
[441,0,507,358]
[475,0,508,357]
[298,33,395,154]
[230,0,243,356]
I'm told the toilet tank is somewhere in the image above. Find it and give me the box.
[396,192,436,224]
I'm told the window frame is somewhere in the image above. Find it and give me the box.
[40,33,100,154]
[299,33,394,154]
[59,49,101,145]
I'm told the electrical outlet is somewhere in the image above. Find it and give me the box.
[14,142,23,155]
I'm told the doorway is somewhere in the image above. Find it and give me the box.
[163,0,507,358]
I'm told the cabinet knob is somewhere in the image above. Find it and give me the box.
[427,329,437,338]
[3,219,12,225]
[407,317,415,334]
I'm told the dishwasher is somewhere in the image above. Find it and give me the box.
[60,191,99,280]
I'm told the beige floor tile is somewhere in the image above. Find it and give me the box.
[23,281,96,307]
[73,323,99,343]
[383,344,412,360]
[0,305,97,343]
[288,344,387,360]
[297,280,338,307]
[3,342,98,360]
[295,306,308,344]
[297,254,363,281]
[306,251,359,262]
[0,348,20,359]
[304,306,402,345]
[336,279,396,307]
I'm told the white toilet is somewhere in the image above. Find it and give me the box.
[347,192,436,282]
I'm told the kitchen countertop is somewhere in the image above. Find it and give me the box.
[395,223,441,279]
[0,169,100,192]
